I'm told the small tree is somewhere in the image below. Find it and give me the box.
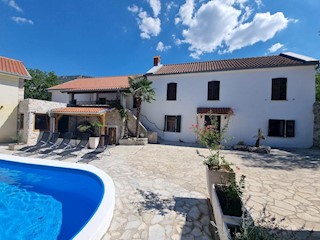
[193,114,231,170]
[254,128,265,147]
[127,75,155,137]
[25,69,60,100]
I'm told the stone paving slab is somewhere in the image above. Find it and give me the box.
[1,144,320,239]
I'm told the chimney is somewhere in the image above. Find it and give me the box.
[153,56,161,66]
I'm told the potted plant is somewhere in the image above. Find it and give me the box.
[77,121,103,149]
[193,114,235,199]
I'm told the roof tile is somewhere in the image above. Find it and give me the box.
[197,108,233,115]
[51,107,111,114]
[49,76,130,92]
[154,55,315,75]
[0,56,31,79]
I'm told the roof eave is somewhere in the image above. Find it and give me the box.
[0,70,32,80]
[60,88,129,93]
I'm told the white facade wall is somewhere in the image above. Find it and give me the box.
[51,90,69,103]
[0,73,23,142]
[51,91,121,104]
[142,65,316,148]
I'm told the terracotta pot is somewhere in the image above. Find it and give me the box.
[206,166,235,202]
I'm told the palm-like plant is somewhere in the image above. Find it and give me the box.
[128,75,155,137]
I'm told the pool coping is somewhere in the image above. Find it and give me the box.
[0,153,115,240]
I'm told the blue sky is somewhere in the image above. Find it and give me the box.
[0,0,319,77]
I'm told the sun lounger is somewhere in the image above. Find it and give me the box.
[78,134,110,163]
[19,132,60,155]
[57,133,90,159]
[15,131,51,153]
[38,132,74,156]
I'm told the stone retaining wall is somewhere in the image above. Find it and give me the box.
[314,102,320,147]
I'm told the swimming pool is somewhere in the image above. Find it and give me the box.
[0,153,115,240]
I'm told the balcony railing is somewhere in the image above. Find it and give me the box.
[67,99,120,107]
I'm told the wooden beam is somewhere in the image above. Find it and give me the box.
[99,113,106,146]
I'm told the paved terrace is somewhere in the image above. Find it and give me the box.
[0,143,320,239]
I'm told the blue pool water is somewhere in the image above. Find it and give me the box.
[0,159,105,240]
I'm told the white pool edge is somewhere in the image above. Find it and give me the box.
[0,153,115,240]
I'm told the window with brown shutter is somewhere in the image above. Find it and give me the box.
[167,83,177,100]
[268,119,295,137]
[208,81,220,100]
[272,78,287,100]
[164,115,181,132]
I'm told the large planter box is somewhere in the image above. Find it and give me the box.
[206,167,235,203]
[211,184,242,240]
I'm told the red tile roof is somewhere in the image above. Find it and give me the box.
[197,108,233,115]
[0,56,31,79]
[48,76,130,92]
[50,107,112,115]
[153,54,318,75]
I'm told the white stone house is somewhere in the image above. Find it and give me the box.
[0,56,31,142]
[142,53,319,148]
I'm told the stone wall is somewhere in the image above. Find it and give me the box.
[19,99,66,144]
[126,110,148,138]
[313,102,320,148]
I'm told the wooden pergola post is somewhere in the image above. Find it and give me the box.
[100,113,106,146]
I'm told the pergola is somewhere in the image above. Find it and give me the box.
[49,107,113,145]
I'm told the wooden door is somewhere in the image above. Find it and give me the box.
[108,127,117,144]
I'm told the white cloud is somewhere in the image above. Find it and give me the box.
[182,1,241,58]
[225,12,288,52]
[12,16,33,24]
[148,0,161,17]
[128,2,161,39]
[166,2,177,13]
[175,0,290,58]
[175,0,194,25]
[172,34,182,46]
[2,0,22,12]
[255,0,263,8]
[268,43,284,53]
[138,11,161,39]
[128,5,139,13]
[156,41,172,52]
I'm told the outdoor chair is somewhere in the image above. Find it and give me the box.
[38,132,74,156]
[56,133,90,160]
[78,134,110,163]
[15,131,51,153]
[19,132,60,155]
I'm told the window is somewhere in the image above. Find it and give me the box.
[204,115,221,132]
[98,98,106,104]
[164,115,181,132]
[167,83,177,100]
[19,114,24,129]
[272,78,287,100]
[268,119,295,137]
[133,97,137,108]
[208,81,220,100]
[34,114,49,131]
